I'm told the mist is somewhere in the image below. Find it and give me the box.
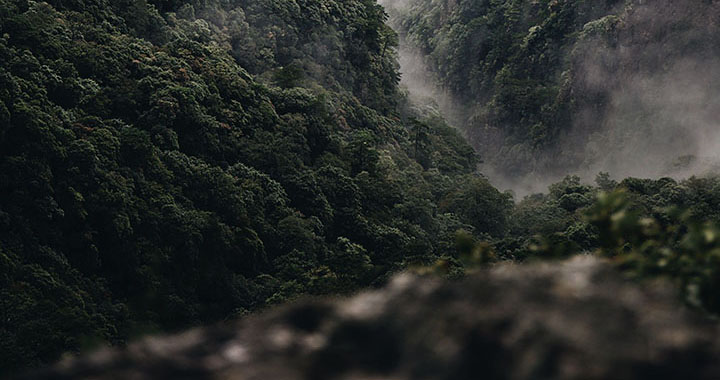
[492,56,720,197]
[378,0,465,124]
[575,59,720,178]
[560,0,720,193]
[379,0,720,198]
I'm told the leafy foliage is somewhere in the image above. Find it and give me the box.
[499,175,720,315]
[388,0,720,178]
[0,0,486,373]
[6,0,720,376]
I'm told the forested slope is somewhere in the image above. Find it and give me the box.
[379,0,720,341]
[0,0,508,373]
[387,0,720,191]
[7,0,720,376]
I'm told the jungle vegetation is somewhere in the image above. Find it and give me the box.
[387,0,720,181]
[3,0,720,375]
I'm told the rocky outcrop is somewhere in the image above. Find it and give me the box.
[22,256,720,379]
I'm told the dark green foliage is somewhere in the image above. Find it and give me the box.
[384,2,720,314]
[499,175,720,315]
[440,176,513,237]
[8,0,720,375]
[0,0,483,373]
[388,0,720,177]
[585,190,720,313]
[391,0,620,145]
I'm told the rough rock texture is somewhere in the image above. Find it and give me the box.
[22,256,720,379]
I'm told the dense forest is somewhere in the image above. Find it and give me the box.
[385,0,720,193]
[0,0,495,372]
[3,0,720,375]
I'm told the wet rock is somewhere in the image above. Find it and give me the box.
[22,256,720,379]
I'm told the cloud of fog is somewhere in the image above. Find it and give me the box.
[377,0,414,13]
[380,0,720,198]
[492,56,720,197]
[578,59,720,179]
[557,0,720,191]
[378,0,465,123]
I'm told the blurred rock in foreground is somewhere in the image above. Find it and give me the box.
[22,256,720,379]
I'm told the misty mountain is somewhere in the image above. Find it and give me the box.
[385,0,720,194]
[0,0,495,373]
[6,0,720,377]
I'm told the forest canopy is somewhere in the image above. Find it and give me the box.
[4,0,720,375]
[0,0,490,372]
[386,0,720,191]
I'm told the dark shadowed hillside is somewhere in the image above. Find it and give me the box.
[7,0,720,377]
[0,0,502,373]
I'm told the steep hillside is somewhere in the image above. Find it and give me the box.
[8,0,720,376]
[380,0,720,328]
[386,0,720,193]
[0,0,505,373]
